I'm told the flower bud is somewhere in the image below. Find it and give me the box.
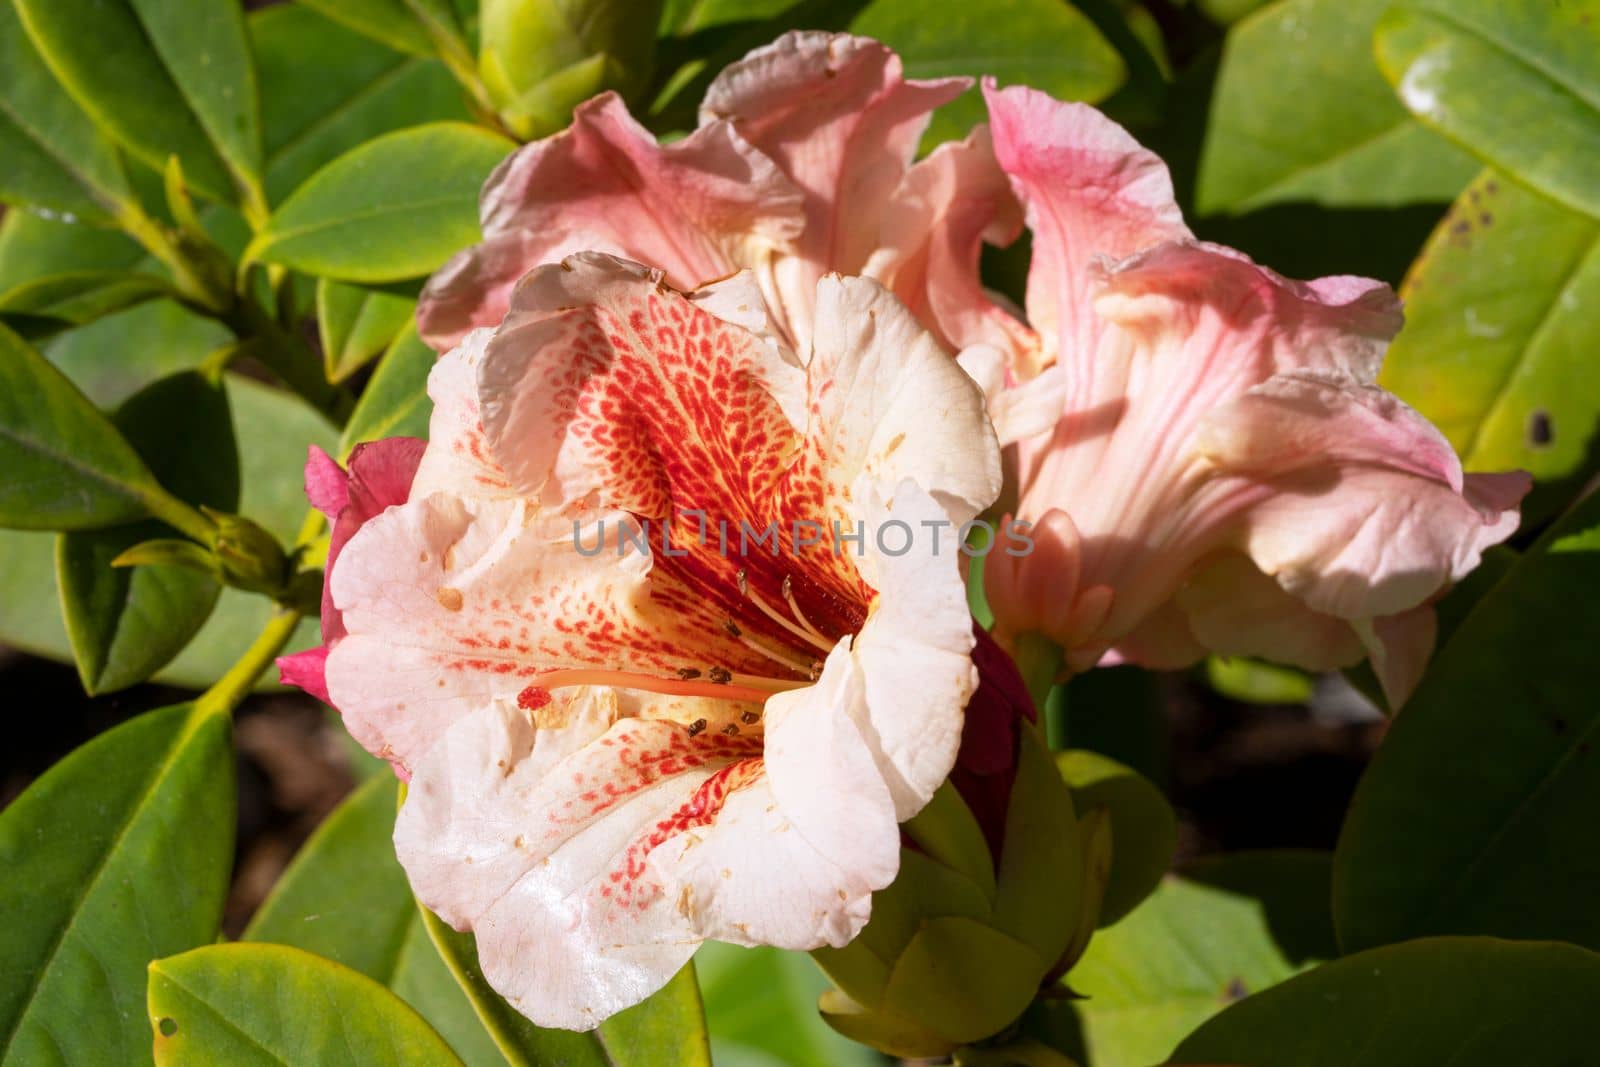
[477,0,663,139]
[809,642,1089,1058]
[205,509,291,598]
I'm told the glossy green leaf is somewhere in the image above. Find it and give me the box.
[295,0,447,56]
[1171,938,1600,1066]
[851,0,1126,148]
[993,724,1082,960]
[697,943,877,1067]
[0,304,333,688]
[148,943,465,1066]
[317,278,418,383]
[1380,170,1600,526]
[1067,851,1335,1067]
[1197,0,1478,213]
[0,271,171,340]
[254,5,472,203]
[248,123,513,283]
[13,0,263,207]
[0,702,234,1067]
[0,211,145,293]
[0,0,136,225]
[420,905,710,1067]
[1333,488,1600,953]
[1057,750,1176,925]
[340,321,436,454]
[245,777,501,1066]
[1377,0,1600,221]
[0,322,163,530]
[58,371,238,693]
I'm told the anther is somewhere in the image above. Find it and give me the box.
[677,667,702,680]
[708,666,733,684]
[722,618,742,638]
[740,709,761,725]
[686,718,708,737]
[721,723,740,736]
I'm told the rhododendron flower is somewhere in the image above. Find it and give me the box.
[305,252,1000,1029]
[968,84,1529,705]
[415,29,1022,375]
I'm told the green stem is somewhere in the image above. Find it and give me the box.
[136,484,219,548]
[195,606,304,717]
[1012,633,1066,748]
[222,295,354,423]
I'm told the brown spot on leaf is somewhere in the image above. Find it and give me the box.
[1528,409,1554,447]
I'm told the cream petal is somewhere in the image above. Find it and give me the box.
[411,330,516,501]
[848,479,978,820]
[807,275,1002,527]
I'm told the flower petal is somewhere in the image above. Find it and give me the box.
[395,689,756,1030]
[325,494,696,772]
[1173,552,1366,671]
[304,445,348,518]
[849,478,978,820]
[322,436,426,644]
[1199,373,1530,619]
[864,127,1036,363]
[411,330,515,501]
[702,31,967,346]
[807,275,1003,527]
[982,81,1190,374]
[669,642,899,948]
[414,90,806,350]
[276,646,330,705]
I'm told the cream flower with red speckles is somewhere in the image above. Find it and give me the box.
[320,253,1000,1029]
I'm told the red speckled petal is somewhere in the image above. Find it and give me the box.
[396,689,767,1030]
[325,494,751,773]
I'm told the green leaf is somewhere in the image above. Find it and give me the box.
[317,278,418,383]
[57,371,238,694]
[1379,169,1600,527]
[1204,655,1314,705]
[1376,0,1600,221]
[1171,937,1600,1066]
[0,271,171,340]
[1332,488,1600,953]
[697,943,878,1067]
[245,777,502,1066]
[992,725,1082,963]
[340,320,436,454]
[0,0,136,225]
[0,321,163,530]
[420,904,710,1067]
[0,304,334,688]
[850,0,1125,148]
[0,211,145,292]
[1056,750,1175,925]
[294,0,446,56]
[148,943,466,1066]
[254,5,473,203]
[0,702,234,1067]
[13,0,263,209]
[1067,851,1335,1067]
[1197,0,1479,214]
[248,123,513,283]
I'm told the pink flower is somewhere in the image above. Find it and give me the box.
[324,253,1001,1028]
[416,30,1015,367]
[973,84,1530,705]
[277,438,426,711]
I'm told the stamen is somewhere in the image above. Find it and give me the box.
[740,709,761,725]
[687,718,708,737]
[781,575,833,648]
[723,616,817,674]
[528,668,782,704]
[721,724,740,736]
[737,568,834,654]
[708,666,732,684]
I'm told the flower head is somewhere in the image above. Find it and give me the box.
[315,253,999,1028]
[972,84,1529,704]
